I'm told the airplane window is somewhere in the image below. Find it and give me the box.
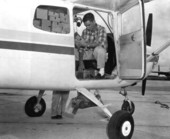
[121,5,141,35]
[33,6,70,34]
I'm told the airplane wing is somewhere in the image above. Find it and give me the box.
[152,70,170,77]
[65,0,154,11]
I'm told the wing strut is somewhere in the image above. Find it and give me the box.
[76,88,112,118]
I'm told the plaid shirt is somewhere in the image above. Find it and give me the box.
[82,24,108,49]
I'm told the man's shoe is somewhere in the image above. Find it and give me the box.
[51,115,62,119]
[95,73,105,79]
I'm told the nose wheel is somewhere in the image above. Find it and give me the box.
[107,110,134,139]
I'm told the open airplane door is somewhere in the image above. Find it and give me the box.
[116,0,146,80]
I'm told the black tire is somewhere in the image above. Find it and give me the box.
[24,96,46,117]
[107,110,134,139]
[121,100,135,115]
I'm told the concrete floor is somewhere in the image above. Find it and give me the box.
[0,80,170,139]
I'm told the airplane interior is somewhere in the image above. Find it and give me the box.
[73,8,117,80]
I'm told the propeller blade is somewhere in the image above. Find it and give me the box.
[142,78,147,96]
[146,13,153,46]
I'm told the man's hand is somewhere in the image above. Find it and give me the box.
[75,39,87,49]
[79,39,87,47]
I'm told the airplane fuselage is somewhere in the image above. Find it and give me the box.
[0,0,155,91]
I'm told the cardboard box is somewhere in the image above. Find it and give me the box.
[62,23,70,33]
[49,15,61,22]
[54,12,59,17]
[52,21,58,28]
[49,16,56,21]
[42,26,51,31]
[52,23,63,33]
[76,70,96,79]
[52,26,62,33]
[48,10,55,16]
[33,19,41,28]
[36,8,48,20]
[55,8,67,14]
[60,14,69,23]
[42,19,51,26]
[60,13,66,23]
[42,19,51,31]
[65,14,69,23]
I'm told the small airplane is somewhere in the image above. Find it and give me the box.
[0,0,170,139]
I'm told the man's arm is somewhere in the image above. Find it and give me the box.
[97,27,107,49]
[80,30,98,48]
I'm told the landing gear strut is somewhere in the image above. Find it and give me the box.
[120,88,135,115]
[75,88,135,139]
[107,88,135,139]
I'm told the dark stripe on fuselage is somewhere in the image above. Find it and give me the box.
[0,40,74,55]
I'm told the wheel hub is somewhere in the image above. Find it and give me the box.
[34,104,42,113]
[121,121,131,136]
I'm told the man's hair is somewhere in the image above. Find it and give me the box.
[83,12,95,23]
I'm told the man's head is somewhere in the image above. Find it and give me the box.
[83,13,96,31]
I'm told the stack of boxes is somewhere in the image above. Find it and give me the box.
[33,7,70,34]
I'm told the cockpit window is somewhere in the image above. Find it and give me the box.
[33,5,70,34]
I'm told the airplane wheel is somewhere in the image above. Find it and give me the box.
[107,110,134,139]
[24,96,46,117]
[121,100,135,115]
